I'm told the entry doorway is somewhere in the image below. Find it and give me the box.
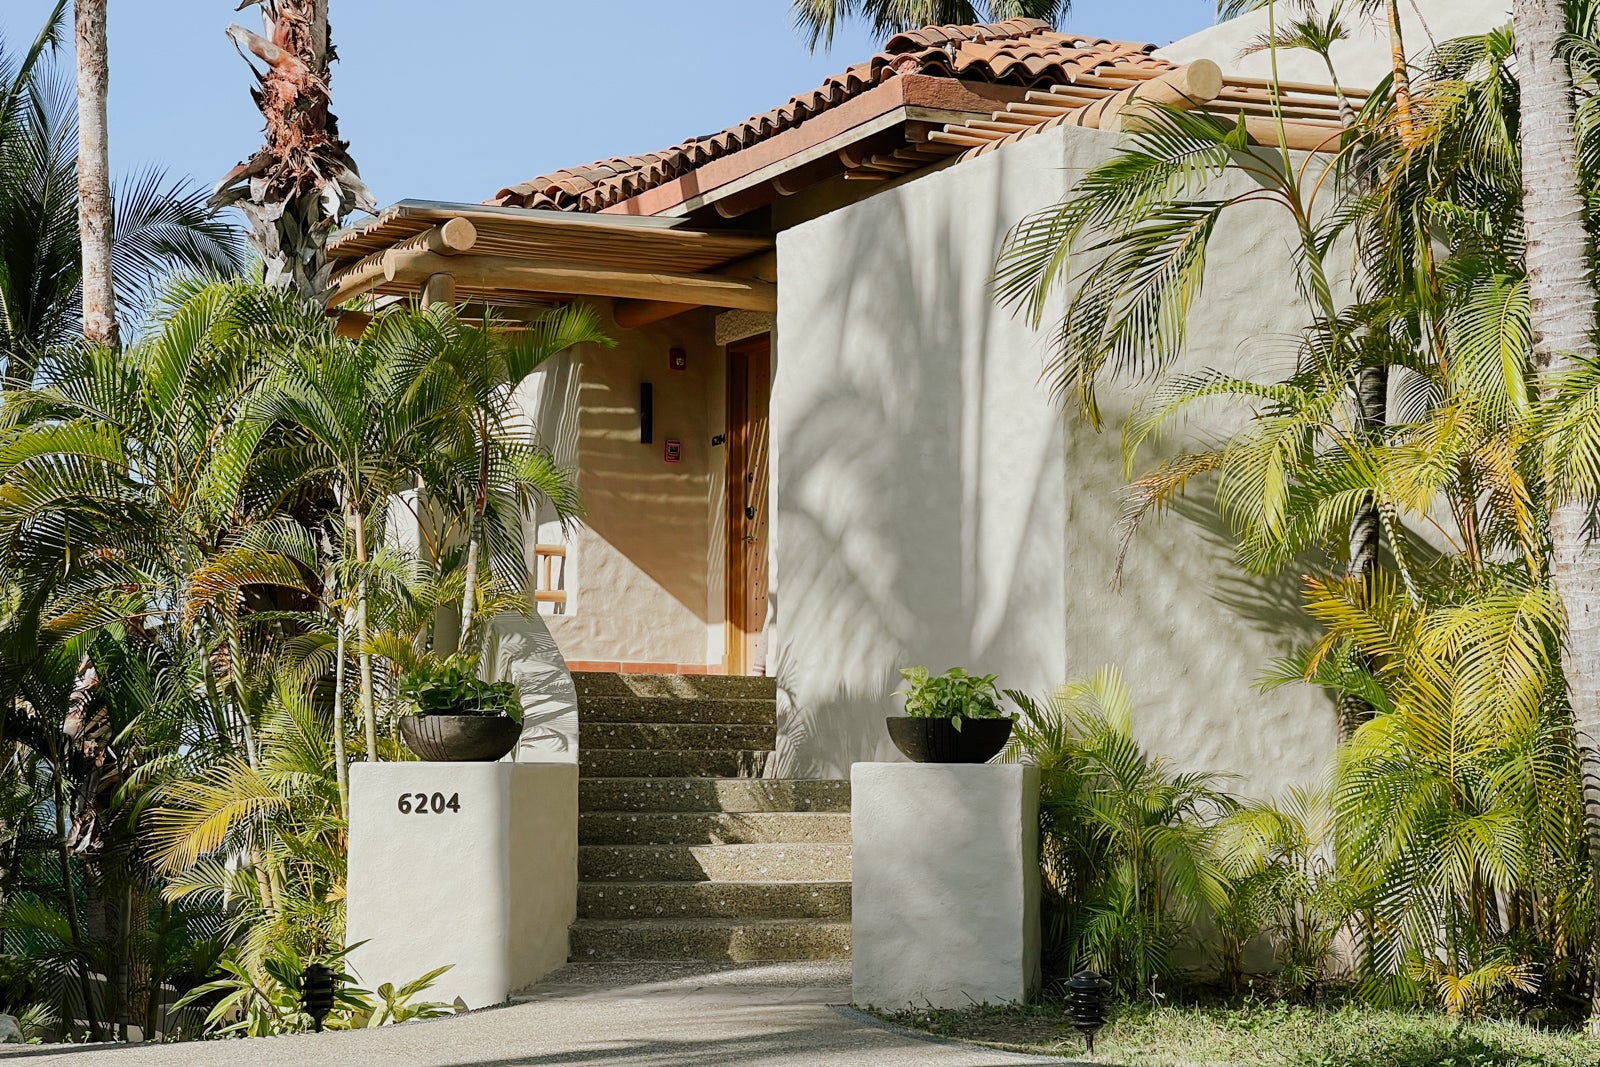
[725,335,771,676]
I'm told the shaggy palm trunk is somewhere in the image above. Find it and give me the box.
[73,0,117,348]
[1514,0,1600,1026]
[213,0,372,299]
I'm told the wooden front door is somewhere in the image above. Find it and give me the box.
[725,335,771,676]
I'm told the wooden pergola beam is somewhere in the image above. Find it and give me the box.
[327,217,478,306]
[383,250,778,312]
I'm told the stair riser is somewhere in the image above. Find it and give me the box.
[579,778,851,813]
[579,844,852,883]
[573,673,777,701]
[578,882,852,920]
[579,723,777,751]
[575,696,777,725]
[568,921,851,962]
[581,812,851,846]
[580,749,770,779]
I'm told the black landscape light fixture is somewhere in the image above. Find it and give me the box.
[1066,970,1108,1054]
[301,961,337,1032]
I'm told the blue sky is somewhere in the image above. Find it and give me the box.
[1,1,1218,209]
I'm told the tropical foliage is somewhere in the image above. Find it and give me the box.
[994,0,1600,1024]
[790,0,1073,50]
[0,279,602,1039]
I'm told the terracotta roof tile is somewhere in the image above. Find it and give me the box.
[491,19,1170,215]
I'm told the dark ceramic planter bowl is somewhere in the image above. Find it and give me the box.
[400,714,521,762]
[886,715,1013,764]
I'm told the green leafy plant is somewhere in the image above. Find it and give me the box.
[173,945,460,1038]
[896,667,1009,731]
[398,655,520,719]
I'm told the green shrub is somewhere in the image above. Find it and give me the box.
[896,667,1008,730]
[398,655,519,719]
[1004,667,1235,997]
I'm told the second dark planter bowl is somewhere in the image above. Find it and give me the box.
[400,714,521,762]
[886,716,1013,764]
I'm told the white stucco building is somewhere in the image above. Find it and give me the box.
[331,1,1512,796]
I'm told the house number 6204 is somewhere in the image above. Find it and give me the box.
[397,792,460,815]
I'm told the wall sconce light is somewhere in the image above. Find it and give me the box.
[640,382,653,444]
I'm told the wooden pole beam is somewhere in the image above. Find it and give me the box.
[332,309,372,339]
[383,250,778,312]
[421,272,457,308]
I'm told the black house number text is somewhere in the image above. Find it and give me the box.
[397,792,461,815]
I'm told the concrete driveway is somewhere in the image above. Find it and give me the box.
[0,962,1071,1066]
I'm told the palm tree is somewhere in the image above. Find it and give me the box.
[426,305,609,647]
[0,4,244,382]
[792,0,1072,50]
[212,0,373,299]
[72,0,115,347]
[1513,0,1600,1025]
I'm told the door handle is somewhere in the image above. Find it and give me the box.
[745,506,757,521]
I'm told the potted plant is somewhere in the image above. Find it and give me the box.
[397,654,523,762]
[886,666,1014,764]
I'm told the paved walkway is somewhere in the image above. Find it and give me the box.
[0,962,1070,1066]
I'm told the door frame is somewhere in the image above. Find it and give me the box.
[724,334,771,676]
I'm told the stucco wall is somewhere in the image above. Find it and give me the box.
[518,305,723,667]
[772,116,1337,795]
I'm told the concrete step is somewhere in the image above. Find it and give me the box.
[579,843,853,883]
[575,695,776,725]
[580,811,852,846]
[579,777,851,813]
[579,722,778,751]
[579,749,771,779]
[572,672,777,701]
[567,918,851,962]
[577,880,852,920]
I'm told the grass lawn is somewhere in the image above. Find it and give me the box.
[873,998,1600,1066]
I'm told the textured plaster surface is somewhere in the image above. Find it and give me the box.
[1159,1,1513,89]
[346,762,577,1010]
[851,763,1040,1009]
[772,115,1339,794]
[1,963,1064,1066]
[518,304,724,667]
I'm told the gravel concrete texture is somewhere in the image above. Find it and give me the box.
[0,962,1066,1067]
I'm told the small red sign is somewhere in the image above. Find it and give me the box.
[664,439,682,463]
[669,348,687,370]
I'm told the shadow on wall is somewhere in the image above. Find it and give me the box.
[574,316,712,618]
[772,145,1068,778]
[488,612,579,763]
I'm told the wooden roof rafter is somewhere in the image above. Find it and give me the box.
[845,59,1366,179]
[325,201,776,315]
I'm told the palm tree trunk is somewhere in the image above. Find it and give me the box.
[1387,0,1414,139]
[73,0,118,348]
[52,767,100,1040]
[332,615,350,816]
[1514,0,1600,1027]
[457,419,491,649]
[351,506,378,759]
[213,0,372,299]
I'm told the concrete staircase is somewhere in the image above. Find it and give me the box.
[571,672,853,962]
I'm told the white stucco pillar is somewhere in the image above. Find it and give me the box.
[850,762,1041,1009]
[346,761,577,1009]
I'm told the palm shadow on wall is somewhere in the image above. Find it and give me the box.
[771,150,1067,777]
